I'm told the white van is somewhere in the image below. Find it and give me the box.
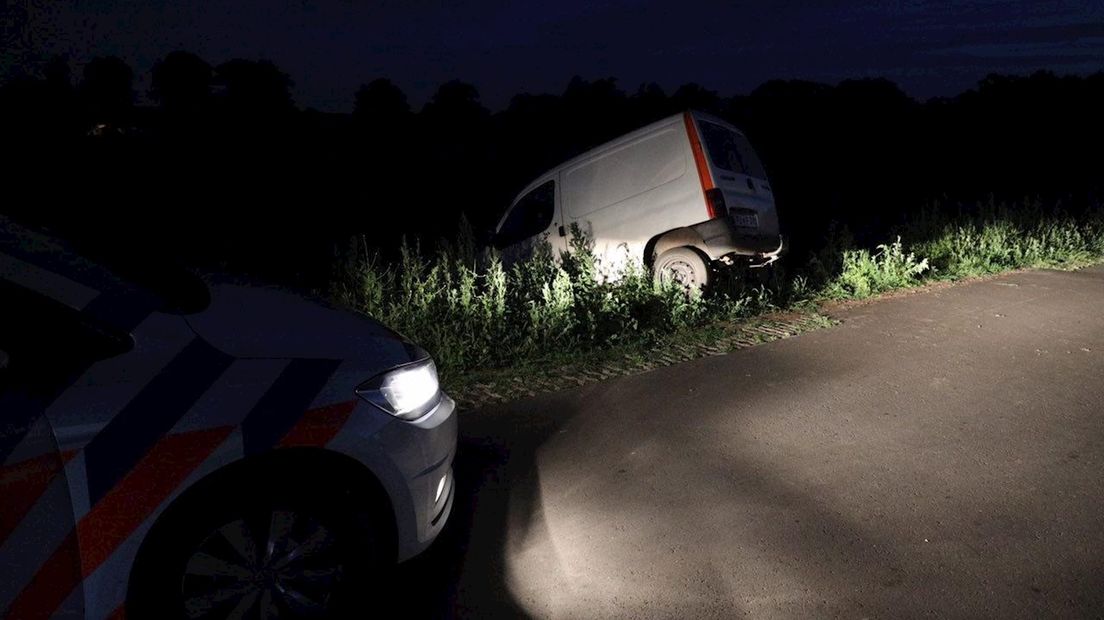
[493,110,783,287]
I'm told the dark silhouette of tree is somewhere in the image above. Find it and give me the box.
[0,77,42,139]
[40,56,76,137]
[629,82,673,125]
[747,78,833,104]
[834,77,910,106]
[4,45,1102,289]
[347,79,416,245]
[633,82,667,104]
[213,59,294,116]
[352,77,411,162]
[493,92,569,214]
[353,78,410,120]
[151,51,212,113]
[504,91,561,117]
[416,80,492,237]
[421,80,488,125]
[563,75,624,104]
[671,82,722,115]
[0,56,79,139]
[43,56,71,91]
[560,76,630,151]
[79,56,133,126]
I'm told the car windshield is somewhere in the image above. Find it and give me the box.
[698,121,767,178]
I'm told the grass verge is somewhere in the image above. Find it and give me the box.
[331,199,1104,404]
[444,310,836,409]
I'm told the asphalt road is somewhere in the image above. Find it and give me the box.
[394,265,1104,618]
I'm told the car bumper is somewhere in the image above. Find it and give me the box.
[388,393,458,561]
[330,394,458,562]
[693,216,784,260]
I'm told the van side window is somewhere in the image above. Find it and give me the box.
[497,180,555,247]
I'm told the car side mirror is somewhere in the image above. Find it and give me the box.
[0,348,9,371]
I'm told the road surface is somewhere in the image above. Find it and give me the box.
[395,265,1104,618]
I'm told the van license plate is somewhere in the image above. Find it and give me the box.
[732,213,758,228]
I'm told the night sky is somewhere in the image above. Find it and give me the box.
[5,0,1103,111]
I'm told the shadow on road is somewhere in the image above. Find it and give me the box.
[374,306,1104,617]
[380,396,579,618]
[373,353,907,618]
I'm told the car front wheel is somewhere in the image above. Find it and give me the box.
[128,465,388,620]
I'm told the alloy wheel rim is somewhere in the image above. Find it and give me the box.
[181,510,344,619]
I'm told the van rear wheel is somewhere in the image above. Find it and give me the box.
[654,247,710,290]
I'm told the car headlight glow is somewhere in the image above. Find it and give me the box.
[356,359,441,420]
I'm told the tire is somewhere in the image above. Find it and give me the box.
[127,466,388,620]
[654,246,711,290]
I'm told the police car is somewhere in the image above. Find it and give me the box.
[0,219,457,618]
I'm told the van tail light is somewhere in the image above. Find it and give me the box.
[684,111,719,220]
[705,188,727,219]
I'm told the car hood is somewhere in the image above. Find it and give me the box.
[186,281,425,366]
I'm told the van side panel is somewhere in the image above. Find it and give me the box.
[562,120,705,268]
[564,128,688,220]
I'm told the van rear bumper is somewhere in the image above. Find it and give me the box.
[692,217,783,260]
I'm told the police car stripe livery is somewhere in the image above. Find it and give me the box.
[2,220,459,619]
[1,250,376,618]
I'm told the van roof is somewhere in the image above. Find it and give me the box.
[508,110,745,204]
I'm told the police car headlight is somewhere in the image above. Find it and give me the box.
[356,359,441,420]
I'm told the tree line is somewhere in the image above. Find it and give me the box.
[2,52,1102,286]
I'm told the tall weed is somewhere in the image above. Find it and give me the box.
[333,200,1104,378]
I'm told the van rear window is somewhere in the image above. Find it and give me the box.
[698,121,766,178]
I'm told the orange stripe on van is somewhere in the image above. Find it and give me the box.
[683,111,718,217]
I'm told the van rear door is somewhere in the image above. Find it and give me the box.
[690,113,780,238]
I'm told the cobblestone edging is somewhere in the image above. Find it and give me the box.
[449,312,835,410]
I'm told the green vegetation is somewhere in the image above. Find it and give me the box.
[906,200,1104,279]
[332,201,1104,384]
[823,237,930,299]
[333,223,712,378]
